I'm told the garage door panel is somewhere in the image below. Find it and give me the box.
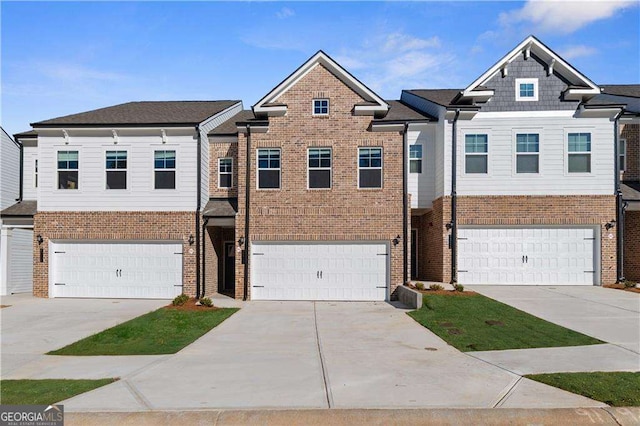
[51,241,182,299]
[458,227,596,286]
[251,242,388,301]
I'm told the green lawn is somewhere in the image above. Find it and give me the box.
[527,372,640,406]
[48,308,239,355]
[1,379,116,405]
[407,293,602,351]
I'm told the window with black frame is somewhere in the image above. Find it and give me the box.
[154,150,176,189]
[308,148,331,189]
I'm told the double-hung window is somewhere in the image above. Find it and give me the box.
[34,159,38,188]
[568,133,591,173]
[257,149,280,189]
[313,99,329,115]
[308,148,331,189]
[358,147,383,188]
[516,134,539,174]
[409,145,423,173]
[515,78,538,101]
[465,134,488,174]
[219,158,233,188]
[619,139,626,172]
[106,150,127,189]
[57,151,79,189]
[154,150,176,189]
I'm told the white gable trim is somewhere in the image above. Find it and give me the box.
[253,50,389,116]
[463,36,600,100]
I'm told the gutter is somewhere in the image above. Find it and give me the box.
[195,125,202,298]
[402,122,409,285]
[17,142,24,202]
[243,124,251,301]
[450,109,461,284]
[614,110,625,283]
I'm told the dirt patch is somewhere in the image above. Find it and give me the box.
[447,328,463,335]
[164,298,221,312]
[439,322,455,327]
[485,320,504,326]
[604,284,640,294]
[415,289,478,296]
[0,305,11,309]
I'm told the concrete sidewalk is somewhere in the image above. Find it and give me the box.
[65,407,640,426]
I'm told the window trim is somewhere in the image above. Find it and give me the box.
[256,148,281,190]
[409,144,423,174]
[153,149,177,190]
[312,98,329,116]
[515,78,539,102]
[357,146,383,189]
[463,132,490,176]
[307,147,332,190]
[218,157,233,189]
[105,149,128,191]
[56,149,80,190]
[564,129,594,176]
[619,138,627,172]
[513,132,541,175]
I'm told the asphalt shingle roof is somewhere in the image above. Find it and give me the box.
[404,89,463,107]
[203,198,238,217]
[32,101,240,127]
[1,201,37,217]
[600,85,640,98]
[208,110,257,136]
[373,100,437,122]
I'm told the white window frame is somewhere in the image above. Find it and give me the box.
[307,147,332,190]
[313,99,329,116]
[409,144,423,174]
[463,133,489,175]
[153,149,177,190]
[218,157,233,189]
[619,138,627,172]
[34,159,38,188]
[57,149,79,190]
[256,148,281,190]
[514,133,540,175]
[515,78,539,102]
[357,147,383,189]
[565,130,593,176]
[105,150,128,190]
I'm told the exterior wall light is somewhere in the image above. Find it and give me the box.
[393,235,401,246]
[188,234,195,245]
[605,220,616,230]
[36,234,43,245]
[238,237,245,247]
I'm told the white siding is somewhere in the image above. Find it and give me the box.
[0,129,20,210]
[449,114,615,196]
[38,129,198,211]
[199,102,242,205]
[407,128,436,208]
[22,146,38,200]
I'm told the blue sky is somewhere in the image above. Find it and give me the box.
[2,1,638,136]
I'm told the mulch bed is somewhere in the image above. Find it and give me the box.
[407,286,477,296]
[604,284,640,294]
[164,298,221,311]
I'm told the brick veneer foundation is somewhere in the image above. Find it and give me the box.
[624,211,640,282]
[233,64,406,300]
[33,211,196,297]
[412,195,617,285]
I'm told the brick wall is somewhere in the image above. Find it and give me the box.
[209,142,238,198]
[33,211,196,297]
[414,195,617,285]
[412,197,449,283]
[203,226,235,296]
[624,211,640,282]
[234,63,406,300]
[622,123,639,182]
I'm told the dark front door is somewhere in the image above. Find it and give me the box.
[411,229,418,280]
[223,242,235,291]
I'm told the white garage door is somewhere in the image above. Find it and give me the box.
[458,227,596,285]
[251,242,388,301]
[8,228,34,294]
[50,241,183,298]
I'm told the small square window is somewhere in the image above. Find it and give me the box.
[515,78,538,101]
[313,99,329,115]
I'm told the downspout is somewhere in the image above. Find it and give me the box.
[614,111,624,283]
[195,125,202,298]
[450,109,461,284]
[402,122,409,285]
[201,218,209,296]
[243,124,251,301]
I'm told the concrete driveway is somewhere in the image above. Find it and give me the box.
[1,294,168,378]
[60,301,604,411]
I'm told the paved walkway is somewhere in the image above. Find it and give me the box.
[58,301,603,411]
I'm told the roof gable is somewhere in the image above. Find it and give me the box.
[253,50,389,117]
[463,36,600,103]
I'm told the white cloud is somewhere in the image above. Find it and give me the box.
[558,45,598,59]
[39,63,128,82]
[499,0,637,34]
[276,7,295,20]
[381,33,441,53]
